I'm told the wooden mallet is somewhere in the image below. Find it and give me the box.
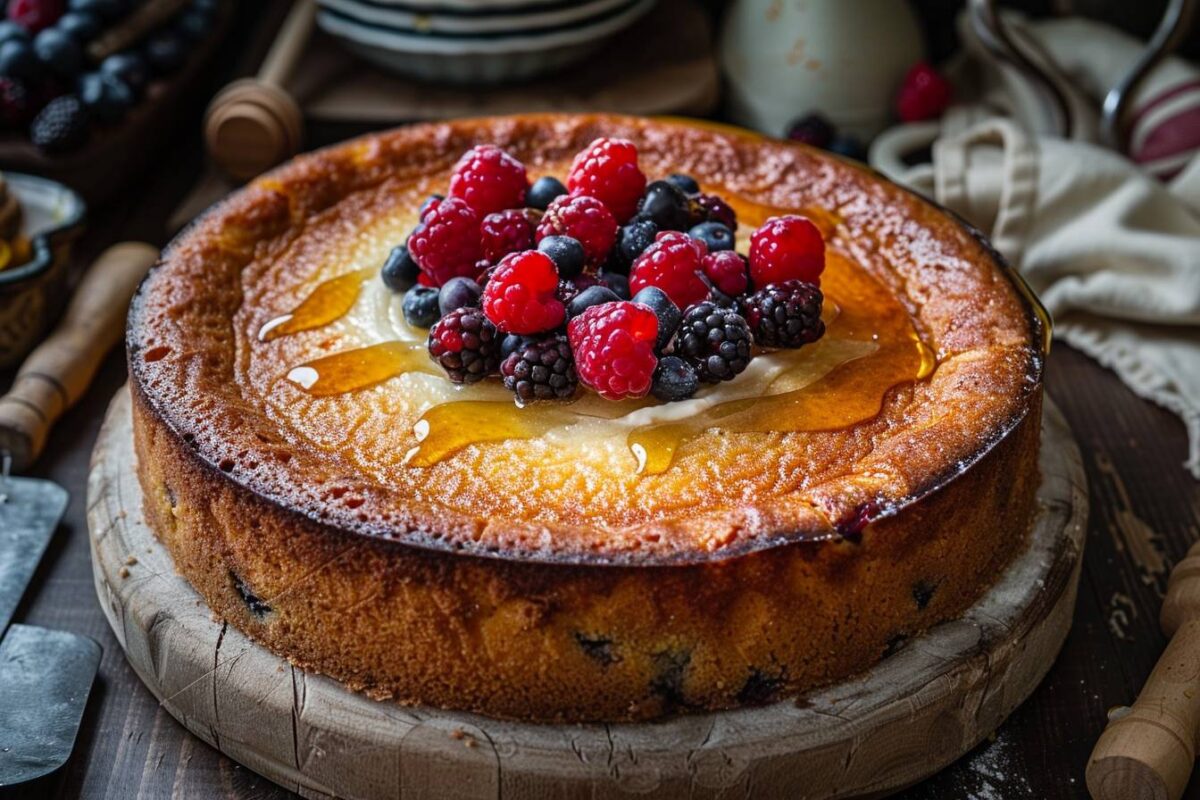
[1088,540,1200,800]
[202,0,316,181]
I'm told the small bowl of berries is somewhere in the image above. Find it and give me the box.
[381,137,828,407]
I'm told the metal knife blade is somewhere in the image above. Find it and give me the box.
[0,624,101,786]
[0,474,69,632]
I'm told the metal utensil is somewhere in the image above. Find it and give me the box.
[0,241,158,786]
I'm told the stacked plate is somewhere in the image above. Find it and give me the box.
[316,0,658,85]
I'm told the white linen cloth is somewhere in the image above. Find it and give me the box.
[870,14,1200,478]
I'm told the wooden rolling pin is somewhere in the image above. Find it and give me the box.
[1088,540,1200,800]
[203,0,316,180]
[0,242,158,473]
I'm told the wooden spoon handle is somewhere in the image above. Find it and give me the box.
[1087,541,1200,800]
[0,242,158,472]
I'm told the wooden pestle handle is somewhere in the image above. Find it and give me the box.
[1087,540,1200,800]
[0,242,159,473]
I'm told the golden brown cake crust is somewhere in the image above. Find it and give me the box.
[128,115,1046,721]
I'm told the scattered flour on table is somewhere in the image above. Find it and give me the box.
[946,728,1036,800]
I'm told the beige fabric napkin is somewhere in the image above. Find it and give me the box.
[869,16,1200,477]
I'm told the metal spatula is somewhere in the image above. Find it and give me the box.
[0,241,158,786]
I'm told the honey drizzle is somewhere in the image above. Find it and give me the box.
[285,341,437,396]
[259,268,374,342]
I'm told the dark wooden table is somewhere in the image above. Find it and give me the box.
[3,21,1200,800]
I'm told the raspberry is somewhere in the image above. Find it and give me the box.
[701,251,749,298]
[0,77,29,128]
[743,280,825,348]
[448,144,528,216]
[568,301,659,400]
[689,193,737,231]
[896,61,952,123]
[535,194,616,269]
[480,209,533,263]
[481,250,565,335]
[567,137,645,222]
[427,307,500,384]
[407,197,483,287]
[7,0,63,33]
[676,302,754,383]
[501,335,577,401]
[748,215,825,287]
[629,231,709,310]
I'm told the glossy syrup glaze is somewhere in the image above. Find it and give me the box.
[259,198,934,477]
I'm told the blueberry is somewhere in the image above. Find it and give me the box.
[405,221,425,245]
[786,113,835,148]
[665,173,699,195]
[500,333,538,360]
[0,22,30,44]
[632,286,681,352]
[599,271,630,300]
[69,0,127,20]
[567,285,620,319]
[688,221,734,253]
[77,71,133,123]
[57,11,103,42]
[34,29,83,77]
[636,180,690,231]
[99,52,148,94]
[143,30,188,74]
[526,176,566,211]
[438,276,481,316]
[175,8,214,41]
[0,40,40,81]
[402,285,441,329]
[652,356,699,402]
[418,193,442,218]
[611,219,657,273]
[537,235,585,279]
[380,244,420,292]
[828,133,866,161]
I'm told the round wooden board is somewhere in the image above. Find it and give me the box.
[88,386,1087,800]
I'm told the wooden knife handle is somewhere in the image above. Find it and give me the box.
[1087,541,1200,800]
[0,242,158,472]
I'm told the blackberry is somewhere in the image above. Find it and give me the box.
[651,355,698,402]
[501,335,577,401]
[29,94,88,153]
[742,280,825,348]
[526,176,567,210]
[665,173,699,195]
[402,285,440,329]
[635,180,689,231]
[381,244,420,292]
[427,307,499,384]
[676,302,754,383]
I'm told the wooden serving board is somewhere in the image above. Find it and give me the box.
[88,386,1087,800]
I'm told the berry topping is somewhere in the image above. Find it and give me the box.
[701,250,749,298]
[828,134,866,161]
[448,144,528,216]
[896,61,952,123]
[691,193,737,231]
[665,173,700,195]
[536,234,585,279]
[688,220,734,253]
[481,250,565,335]
[33,27,80,77]
[629,231,709,310]
[568,301,659,400]
[438,276,482,316]
[0,76,29,127]
[418,193,443,220]
[611,218,657,273]
[99,52,147,94]
[599,271,630,299]
[651,355,699,402]
[7,0,63,34]
[29,93,87,153]
[631,285,681,352]
[535,194,617,269]
[78,71,133,124]
[743,280,825,348]
[748,215,825,287]
[407,196,484,287]
[479,208,533,263]
[501,334,577,402]
[402,285,441,329]
[567,137,646,222]
[676,302,754,383]
[381,244,420,292]
[427,307,500,384]
[785,113,835,148]
[567,284,620,319]
[636,179,690,231]
[526,175,567,211]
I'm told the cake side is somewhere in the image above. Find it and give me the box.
[132,378,1041,721]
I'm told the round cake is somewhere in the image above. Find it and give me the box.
[128,114,1047,722]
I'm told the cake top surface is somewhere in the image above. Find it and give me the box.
[129,114,1045,565]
